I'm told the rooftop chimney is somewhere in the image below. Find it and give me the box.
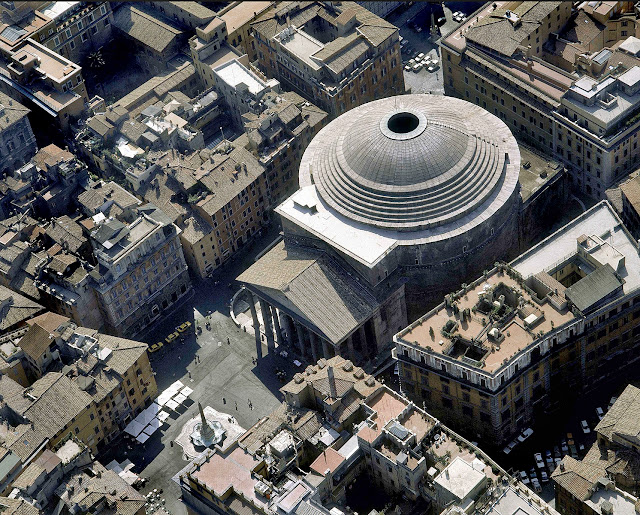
[327,366,337,398]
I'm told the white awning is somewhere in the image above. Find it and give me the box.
[124,419,145,437]
[157,411,170,423]
[136,432,150,444]
[174,392,187,404]
[156,391,173,406]
[165,399,179,411]
[181,386,193,396]
[146,418,162,431]
[143,424,159,437]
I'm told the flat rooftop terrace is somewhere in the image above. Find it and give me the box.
[399,272,575,374]
[13,40,80,82]
[214,59,265,95]
[518,144,564,203]
[512,201,640,294]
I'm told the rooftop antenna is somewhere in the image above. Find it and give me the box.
[220,126,225,143]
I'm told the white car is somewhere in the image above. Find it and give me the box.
[531,478,542,492]
[581,420,591,434]
[404,65,411,71]
[417,52,425,60]
[503,440,518,455]
[596,407,605,419]
[518,428,534,442]
[540,471,549,483]
[412,63,422,72]
[427,65,436,73]
[519,470,530,485]
[609,397,618,410]
[534,453,545,469]
[554,457,562,468]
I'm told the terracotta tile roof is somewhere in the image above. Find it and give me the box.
[621,175,640,214]
[551,455,606,501]
[309,447,345,475]
[17,323,54,361]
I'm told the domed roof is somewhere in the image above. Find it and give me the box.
[300,95,519,232]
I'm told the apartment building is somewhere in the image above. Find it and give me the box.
[440,1,640,199]
[89,204,191,337]
[2,312,157,455]
[219,1,274,61]
[394,201,640,447]
[0,38,88,130]
[251,1,405,117]
[34,252,104,331]
[619,173,640,237]
[441,2,572,154]
[553,385,640,515]
[176,355,544,515]
[0,91,37,174]
[40,1,114,63]
[0,144,88,220]
[235,89,328,204]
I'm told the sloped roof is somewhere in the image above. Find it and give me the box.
[23,373,93,439]
[0,91,30,131]
[565,264,622,313]
[112,4,183,54]
[595,384,640,441]
[0,285,44,332]
[45,215,86,253]
[17,323,54,361]
[238,242,378,343]
[467,2,563,57]
[551,455,605,501]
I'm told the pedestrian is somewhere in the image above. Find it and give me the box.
[235,401,238,410]
[223,397,226,404]
[227,337,230,345]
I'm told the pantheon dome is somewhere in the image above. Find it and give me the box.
[299,94,520,234]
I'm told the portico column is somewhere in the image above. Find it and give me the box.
[271,306,283,346]
[259,298,275,353]
[358,325,369,358]
[346,335,356,362]
[309,331,319,363]
[281,312,294,346]
[247,291,262,360]
[321,337,331,360]
[294,321,307,358]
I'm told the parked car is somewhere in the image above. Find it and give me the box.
[561,440,569,454]
[554,457,562,469]
[553,446,561,459]
[596,407,605,419]
[177,321,192,332]
[609,396,618,410]
[518,428,534,442]
[534,453,545,469]
[149,342,163,353]
[412,63,422,72]
[519,470,530,485]
[567,433,574,446]
[417,52,425,60]
[540,471,549,483]
[581,420,591,434]
[545,456,554,469]
[529,468,537,481]
[531,478,542,492]
[165,332,179,343]
[503,440,518,455]
[570,445,579,459]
